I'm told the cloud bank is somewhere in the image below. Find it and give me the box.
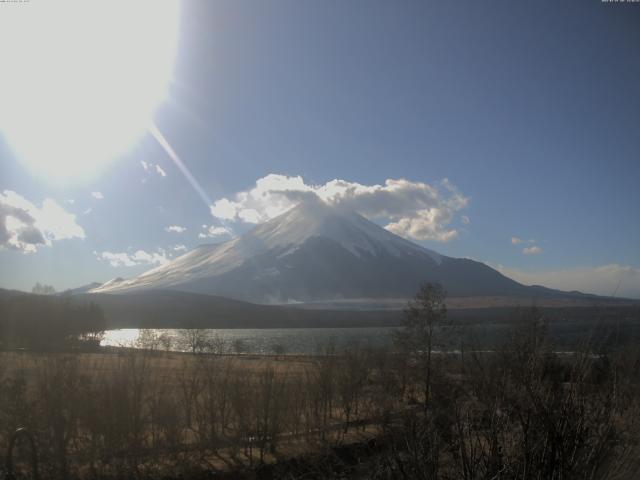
[96,248,170,268]
[0,190,85,253]
[496,264,640,299]
[210,174,468,242]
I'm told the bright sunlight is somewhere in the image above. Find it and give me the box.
[0,0,179,184]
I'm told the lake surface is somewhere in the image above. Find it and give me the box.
[102,327,398,354]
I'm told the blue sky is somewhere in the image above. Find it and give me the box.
[1,0,639,297]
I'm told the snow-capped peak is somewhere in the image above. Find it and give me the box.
[91,201,442,294]
[247,200,441,261]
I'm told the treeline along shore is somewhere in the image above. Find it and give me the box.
[0,290,106,350]
[1,286,639,350]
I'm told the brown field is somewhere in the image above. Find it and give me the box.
[1,310,640,479]
[0,347,397,479]
[0,350,313,380]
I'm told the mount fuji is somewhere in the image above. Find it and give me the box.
[91,201,574,303]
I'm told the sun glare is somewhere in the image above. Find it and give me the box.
[0,0,180,184]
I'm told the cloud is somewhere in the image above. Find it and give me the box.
[210,199,241,221]
[461,215,470,225]
[173,244,187,252]
[96,248,170,268]
[495,264,640,299]
[0,190,85,253]
[512,236,540,253]
[199,225,233,239]
[209,174,468,242]
[91,191,104,200]
[165,225,187,233]
[141,160,168,178]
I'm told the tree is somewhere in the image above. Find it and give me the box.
[136,329,161,351]
[0,294,106,348]
[232,338,246,354]
[394,282,448,410]
[336,345,369,432]
[158,332,173,352]
[271,343,286,356]
[177,329,207,354]
[32,282,56,295]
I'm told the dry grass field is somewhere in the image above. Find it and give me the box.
[1,301,640,479]
[0,347,399,479]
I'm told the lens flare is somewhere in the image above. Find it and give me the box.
[149,123,213,208]
[0,0,180,184]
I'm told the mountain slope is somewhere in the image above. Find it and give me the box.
[91,201,578,302]
[60,282,102,295]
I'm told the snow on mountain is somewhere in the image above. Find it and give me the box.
[243,200,442,263]
[61,282,102,295]
[91,201,537,302]
[97,277,126,289]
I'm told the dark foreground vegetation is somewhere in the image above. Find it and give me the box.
[0,292,106,349]
[0,284,639,479]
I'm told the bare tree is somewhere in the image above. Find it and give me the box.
[31,283,56,295]
[394,282,448,410]
[34,356,85,479]
[177,329,208,354]
[136,329,161,351]
[336,345,369,432]
[158,332,173,352]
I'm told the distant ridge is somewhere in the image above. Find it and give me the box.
[3,287,637,331]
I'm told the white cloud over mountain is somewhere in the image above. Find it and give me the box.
[96,248,170,268]
[199,225,233,239]
[496,263,640,299]
[209,174,468,242]
[0,190,85,253]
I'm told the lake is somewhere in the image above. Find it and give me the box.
[102,327,399,355]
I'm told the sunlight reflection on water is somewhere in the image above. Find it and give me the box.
[101,327,396,355]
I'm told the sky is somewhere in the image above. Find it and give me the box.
[0,0,639,298]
